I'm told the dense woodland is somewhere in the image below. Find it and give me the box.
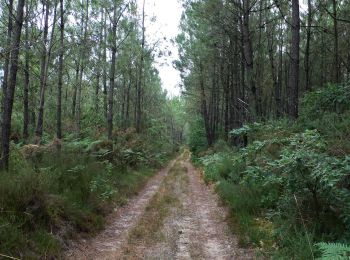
[177,0,350,145]
[1,0,350,258]
[0,0,184,168]
[178,0,350,259]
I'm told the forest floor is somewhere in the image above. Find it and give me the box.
[66,151,254,259]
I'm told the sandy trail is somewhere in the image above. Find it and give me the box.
[181,158,253,259]
[66,154,254,259]
[65,160,175,260]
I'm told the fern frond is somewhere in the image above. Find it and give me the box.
[316,242,350,260]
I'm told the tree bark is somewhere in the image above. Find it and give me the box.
[35,0,57,140]
[72,63,79,117]
[23,2,30,140]
[304,0,312,92]
[1,0,14,128]
[136,0,146,133]
[57,0,64,140]
[199,64,213,146]
[241,0,257,120]
[1,0,25,170]
[288,0,300,119]
[103,12,108,120]
[107,3,118,140]
[95,7,104,114]
[76,0,89,132]
[333,0,340,83]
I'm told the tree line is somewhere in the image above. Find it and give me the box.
[0,0,180,169]
[176,0,350,146]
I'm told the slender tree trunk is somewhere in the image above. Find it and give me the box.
[1,0,25,170]
[1,0,14,127]
[121,77,126,125]
[125,68,132,128]
[136,0,146,133]
[268,28,279,119]
[278,21,284,116]
[288,0,300,119]
[107,4,118,140]
[103,13,108,120]
[23,2,30,140]
[241,0,257,120]
[57,0,64,140]
[333,0,340,83]
[35,0,50,140]
[76,0,89,132]
[72,63,79,117]
[255,0,264,118]
[199,64,213,146]
[35,0,57,140]
[304,0,312,92]
[95,8,104,114]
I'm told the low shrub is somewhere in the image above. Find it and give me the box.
[0,144,161,259]
[198,85,350,258]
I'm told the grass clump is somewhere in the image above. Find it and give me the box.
[123,160,187,256]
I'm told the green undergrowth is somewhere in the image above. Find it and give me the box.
[194,84,350,259]
[0,133,173,259]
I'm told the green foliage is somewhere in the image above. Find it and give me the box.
[316,242,350,260]
[300,84,350,121]
[187,117,207,155]
[0,143,161,258]
[196,84,350,258]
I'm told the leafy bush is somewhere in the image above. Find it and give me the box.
[198,84,350,258]
[300,84,350,121]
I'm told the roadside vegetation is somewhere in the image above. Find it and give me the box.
[0,0,185,258]
[0,128,177,259]
[190,84,350,259]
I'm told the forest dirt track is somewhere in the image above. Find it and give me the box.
[66,152,254,259]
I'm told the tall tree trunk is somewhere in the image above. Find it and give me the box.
[255,0,264,118]
[107,3,118,140]
[72,63,79,117]
[76,0,89,132]
[278,20,284,116]
[35,0,57,140]
[288,0,300,119]
[304,0,312,91]
[268,25,280,118]
[57,0,64,140]
[35,0,50,140]
[1,0,14,128]
[333,0,340,83]
[241,0,257,120]
[95,8,104,114]
[200,64,213,146]
[125,67,132,128]
[1,0,25,170]
[103,12,108,120]
[23,2,30,140]
[136,0,146,133]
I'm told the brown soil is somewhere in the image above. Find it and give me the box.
[65,153,254,259]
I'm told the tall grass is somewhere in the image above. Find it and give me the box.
[0,146,159,259]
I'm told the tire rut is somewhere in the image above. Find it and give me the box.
[66,154,254,259]
[65,160,176,259]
